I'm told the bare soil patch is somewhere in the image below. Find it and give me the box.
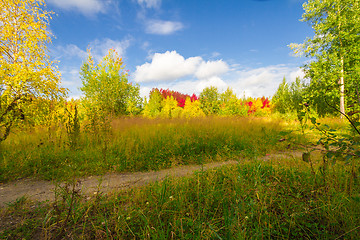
[0,151,303,207]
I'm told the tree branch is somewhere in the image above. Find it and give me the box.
[323,87,360,136]
[0,44,14,63]
[0,95,22,123]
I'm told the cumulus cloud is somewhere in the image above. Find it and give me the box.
[195,60,229,79]
[47,0,109,16]
[134,51,231,99]
[145,20,184,35]
[137,63,304,99]
[133,51,229,83]
[196,76,228,91]
[134,51,202,82]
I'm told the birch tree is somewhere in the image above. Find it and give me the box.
[0,0,65,142]
[290,0,360,117]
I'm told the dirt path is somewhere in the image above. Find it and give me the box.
[0,151,303,207]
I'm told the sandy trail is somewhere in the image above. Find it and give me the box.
[0,151,302,207]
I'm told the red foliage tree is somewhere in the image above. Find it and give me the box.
[153,88,199,108]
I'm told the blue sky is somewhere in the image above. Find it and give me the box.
[46,0,313,99]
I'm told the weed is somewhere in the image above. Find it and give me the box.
[65,104,80,149]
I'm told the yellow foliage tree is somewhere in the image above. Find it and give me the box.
[182,98,205,118]
[160,96,180,118]
[0,0,65,142]
[142,89,163,118]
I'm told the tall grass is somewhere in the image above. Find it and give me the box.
[1,157,359,239]
[1,116,358,239]
[0,117,293,182]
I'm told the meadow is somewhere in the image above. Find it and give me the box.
[0,116,291,182]
[1,116,360,239]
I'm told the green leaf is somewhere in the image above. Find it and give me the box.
[310,117,317,124]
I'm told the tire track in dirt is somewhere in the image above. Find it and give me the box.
[0,151,303,207]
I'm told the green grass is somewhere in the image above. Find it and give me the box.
[0,117,295,182]
[1,116,359,239]
[1,157,359,239]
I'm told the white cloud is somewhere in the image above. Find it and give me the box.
[137,0,161,9]
[138,64,304,100]
[134,51,202,82]
[196,76,228,92]
[139,86,152,99]
[145,20,184,35]
[133,51,229,83]
[47,0,109,16]
[289,68,305,81]
[195,60,229,79]
[229,65,304,98]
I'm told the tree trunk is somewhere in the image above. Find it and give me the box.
[339,56,345,117]
[338,3,345,118]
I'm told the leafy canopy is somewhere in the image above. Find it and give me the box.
[290,0,360,116]
[80,49,142,117]
[0,0,65,141]
[199,86,220,115]
[272,77,306,115]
